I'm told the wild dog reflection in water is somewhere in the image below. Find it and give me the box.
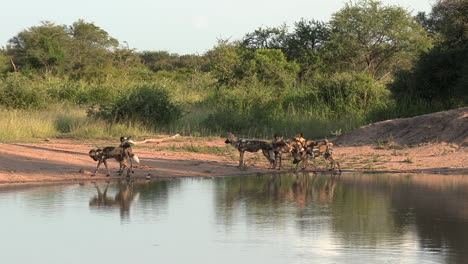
[89,180,139,218]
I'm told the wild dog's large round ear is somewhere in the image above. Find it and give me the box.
[120,136,125,142]
[127,136,132,140]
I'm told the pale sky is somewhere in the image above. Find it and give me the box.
[1,0,435,55]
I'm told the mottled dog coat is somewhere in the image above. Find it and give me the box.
[89,136,135,177]
[225,133,276,168]
[272,135,296,170]
[292,139,341,172]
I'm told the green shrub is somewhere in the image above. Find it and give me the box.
[0,73,48,109]
[89,84,183,127]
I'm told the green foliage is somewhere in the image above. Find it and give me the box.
[242,25,289,50]
[244,49,300,86]
[206,42,299,87]
[313,72,390,115]
[204,41,243,85]
[202,72,386,137]
[0,51,11,73]
[390,0,468,114]
[89,84,183,127]
[6,21,71,73]
[0,73,49,109]
[326,0,432,78]
[70,19,118,49]
[1,0,462,141]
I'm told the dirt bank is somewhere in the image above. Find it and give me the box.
[334,107,468,146]
[0,108,466,186]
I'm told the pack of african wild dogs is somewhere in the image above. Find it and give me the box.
[225,132,340,173]
[89,133,340,178]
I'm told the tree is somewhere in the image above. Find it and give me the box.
[390,0,468,110]
[243,49,300,87]
[67,20,119,75]
[286,19,330,60]
[242,25,289,50]
[286,19,330,77]
[5,20,121,76]
[325,0,432,79]
[0,50,11,73]
[204,40,243,85]
[6,21,71,73]
[69,19,118,49]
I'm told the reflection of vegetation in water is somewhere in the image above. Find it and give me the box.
[214,172,468,263]
[333,173,468,263]
[330,181,401,246]
[214,173,341,228]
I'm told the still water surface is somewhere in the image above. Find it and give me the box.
[1,173,468,264]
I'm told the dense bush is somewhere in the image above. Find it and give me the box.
[0,73,49,109]
[89,84,183,127]
[202,71,390,135]
[2,1,464,140]
[389,0,468,116]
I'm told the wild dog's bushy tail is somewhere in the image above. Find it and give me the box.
[132,154,140,164]
[89,148,102,161]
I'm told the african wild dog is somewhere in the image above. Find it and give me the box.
[272,133,309,170]
[272,135,296,170]
[225,133,276,168]
[292,139,341,172]
[294,133,307,150]
[119,136,140,165]
[89,136,135,177]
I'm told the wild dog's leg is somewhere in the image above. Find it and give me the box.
[294,159,300,172]
[275,152,281,170]
[335,157,341,173]
[93,160,103,175]
[103,159,111,177]
[269,149,277,168]
[278,153,283,170]
[238,150,245,167]
[309,152,318,171]
[126,159,132,177]
[274,152,279,169]
[261,149,275,168]
[118,162,123,175]
[129,155,134,175]
[302,151,308,170]
[295,151,307,172]
[324,157,331,171]
[327,156,341,172]
[264,149,274,168]
[118,163,123,174]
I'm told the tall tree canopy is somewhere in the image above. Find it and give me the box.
[326,0,432,78]
[390,0,468,110]
[6,20,123,75]
[6,21,71,73]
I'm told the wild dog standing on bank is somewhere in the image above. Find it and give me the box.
[272,135,296,170]
[89,136,136,177]
[293,139,341,172]
[225,133,276,168]
[119,136,140,165]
